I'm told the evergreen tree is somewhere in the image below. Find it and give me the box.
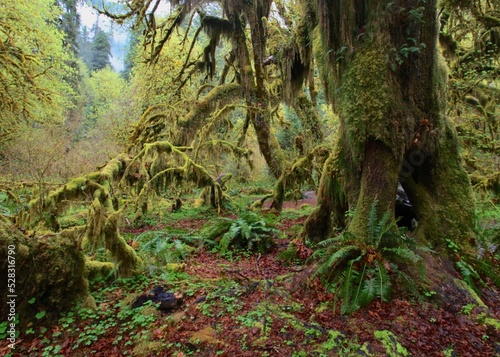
[57,0,81,56]
[90,27,112,71]
[77,25,94,67]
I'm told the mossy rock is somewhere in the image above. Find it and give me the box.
[0,223,88,328]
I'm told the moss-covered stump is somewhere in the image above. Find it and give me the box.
[0,222,88,328]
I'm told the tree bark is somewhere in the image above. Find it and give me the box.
[306,0,475,252]
[227,2,288,179]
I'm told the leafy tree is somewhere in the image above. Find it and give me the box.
[0,0,74,146]
[82,66,136,153]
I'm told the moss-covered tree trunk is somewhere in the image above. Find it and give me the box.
[227,0,288,179]
[306,0,475,253]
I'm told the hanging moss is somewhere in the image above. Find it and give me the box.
[271,144,329,212]
[178,83,242,135]
[103,212,143,277]
[292,92,324,144]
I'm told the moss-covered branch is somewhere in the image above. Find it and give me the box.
[18,153,142,278]
[271,145,330,213]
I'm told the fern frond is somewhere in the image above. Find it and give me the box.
[352,262,369,308]
[383,247,421,264]
[375,261,391,302]
[358,276,378,307]
[238,219,251,240]
[220,224,241,252]
[456,260,484,292]
[199,217,233,240]
[313,245,361,280]
[466,255,500,288]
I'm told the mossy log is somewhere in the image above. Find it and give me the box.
[0,222,88,327]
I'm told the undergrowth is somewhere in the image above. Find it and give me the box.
[311,200,425,314]
[200,210,282,255]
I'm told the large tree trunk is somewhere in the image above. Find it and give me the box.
[306,0,475,253]
[227,1,288,179]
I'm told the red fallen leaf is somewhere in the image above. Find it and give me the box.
[153,328,164,339]
[368,310,380,319]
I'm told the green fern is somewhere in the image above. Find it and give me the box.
[199,217,234,241]
[374,261,391,302]
[312,198,424,314]
[203,210,280,254]
[465,255,500,288]
[136,228,198,264]
[456,259,485,293]
[340,259,361,314]
[312,244,360,281]
[383,246,421,264]
[220,224,242,253]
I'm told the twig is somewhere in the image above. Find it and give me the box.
[256,253,264,278]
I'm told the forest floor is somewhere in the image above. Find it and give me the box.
[1,195,500,357]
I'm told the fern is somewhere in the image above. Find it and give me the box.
[358,275,378,308]
[203,210,280,254]
[199,217,234,241]
[312,198,424,314]
[312,245,360,281]
[465,255,500,288]
[456,260,485,293]
[352,263,369,309]
[220,224,241,253]
[136,228,197,264]
[340,259,361,314]
[375,261,391,302]
[383,247,421,264]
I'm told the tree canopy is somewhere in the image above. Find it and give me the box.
[0,0,74,146]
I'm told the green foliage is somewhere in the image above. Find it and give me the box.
[374,330,409,357]
[311,200,423,314]
[135,228,202,264]
[456,260,485,293]
[90,28,112,71]
[213,211,280,254]
[0,0,74,145]
[443,203,500,291]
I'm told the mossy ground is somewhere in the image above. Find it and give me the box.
[0,192,499,357]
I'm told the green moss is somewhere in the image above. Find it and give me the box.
[339,42,397,162]
[179,83,241,129]
[0,222,88,328]
[103,212,143,277]
[483,317,500,330]
[374,330,409,357]
[453,278,486,308]
[80,295,97,310]
[85,259,115,281]
[132,340,164,357]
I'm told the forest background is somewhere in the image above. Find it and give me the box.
[0,0,499,356]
